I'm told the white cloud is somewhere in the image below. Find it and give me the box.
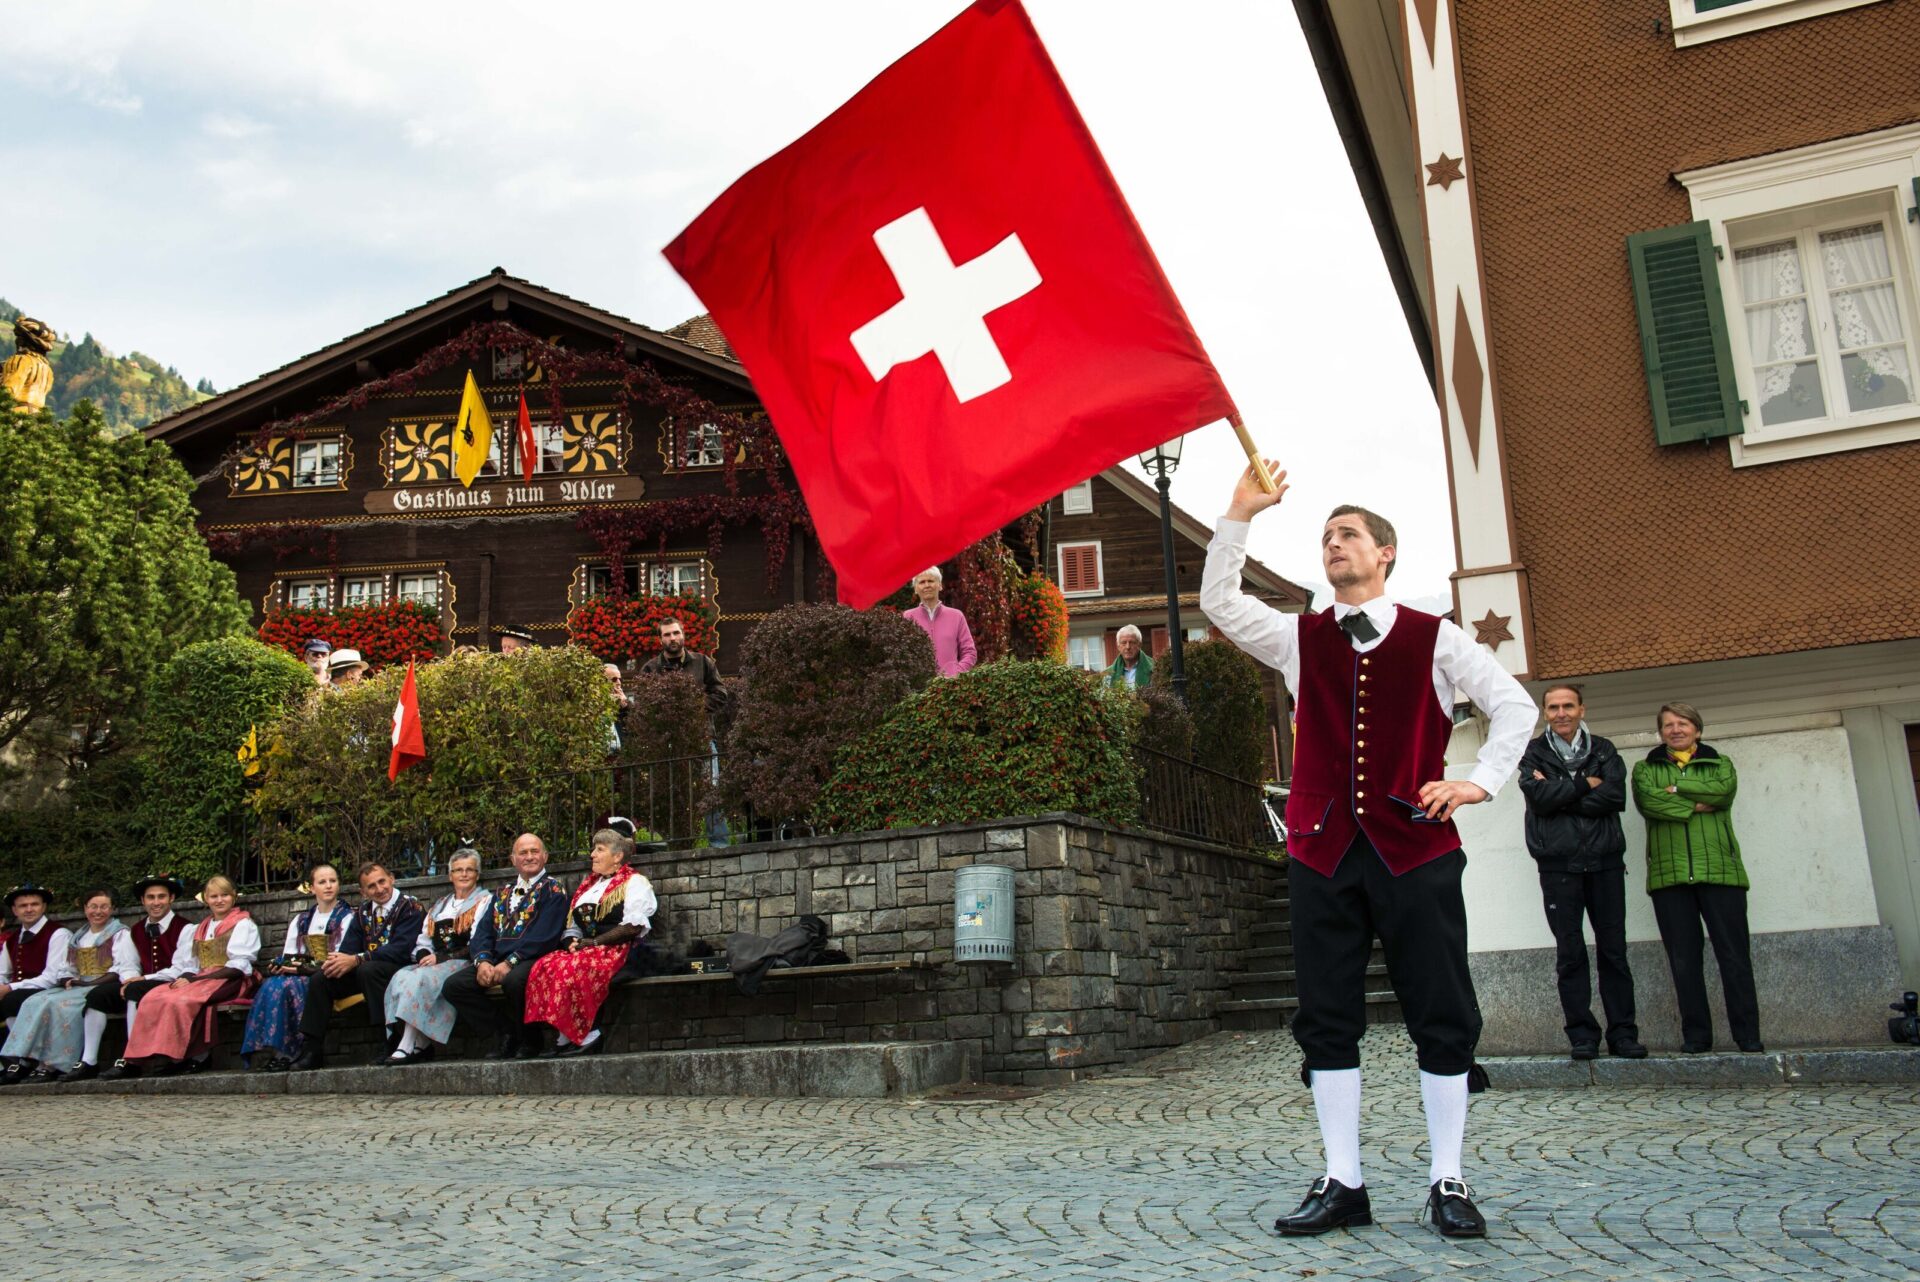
[202,111,270,140]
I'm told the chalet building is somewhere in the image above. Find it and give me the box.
[1047,467,1310,777]
[1296,0,1920,1049]
[147,270,818,671]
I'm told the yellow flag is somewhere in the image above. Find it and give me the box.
[452,370,494,488]
[236,724,262,778]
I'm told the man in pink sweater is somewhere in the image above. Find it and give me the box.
[903,566,977,676]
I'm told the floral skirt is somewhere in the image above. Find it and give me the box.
[383,958,471,1044]
[240,975,309,1059]
[1,985,93,1067]
[126,974,248,1063]
[522,944,632,1045]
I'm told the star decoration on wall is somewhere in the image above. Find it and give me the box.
[1426,153,1465,191]
[1473,610,1514,649]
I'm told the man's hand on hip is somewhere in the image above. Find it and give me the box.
[1224,458,1289,523]
[1416,780,1489,822]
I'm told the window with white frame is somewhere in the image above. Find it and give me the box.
[341,576,386,607]
[492,347,527,382]
[531,420,566,474]
[292,439,342,488]
[585,561,707,601]
[685,421,725,467]
[1677,123,1920,465]
[1666,0,1887,50]
[650,562,704,598]
[1065,634,1106,672]
[1061,480,1093,515]
[1057,541,1104,598]
[477,425,508,478]
[396,574,440,607]
[285,578,330,610]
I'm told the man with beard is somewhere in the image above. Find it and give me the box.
[1202,462,1534,1240]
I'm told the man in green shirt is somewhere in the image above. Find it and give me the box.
[1104,625,1153,691]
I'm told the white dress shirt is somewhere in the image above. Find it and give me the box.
[69,924,143,984]
[561,872,657,940]
[277,903,346,958]
[154,915,262,980]
[1201,517,1536,799]
[410,889,494,959]
[0,919,74,990]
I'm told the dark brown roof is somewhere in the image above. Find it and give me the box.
[145,269,752,444]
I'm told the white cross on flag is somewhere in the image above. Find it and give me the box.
[663,0,1236,607]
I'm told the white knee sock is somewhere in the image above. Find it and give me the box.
[123,998,140,1044]
[82,1010,108,1064]
[1310,1068,1363,1188]
[394,1024,420,1055]
[1420,1070,1468,1184]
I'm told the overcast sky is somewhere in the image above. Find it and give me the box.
[3,1,1449,600]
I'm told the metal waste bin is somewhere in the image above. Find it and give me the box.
[954,863,1015,963]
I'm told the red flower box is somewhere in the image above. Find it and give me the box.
[259,600,442,671]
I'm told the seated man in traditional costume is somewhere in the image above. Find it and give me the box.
[88,875,191,1080]
[3,886,133,1083]
[241,862,361,1072]
[523,829,656,1058]
[0,884,74,1084]
[289,863,423,1071]
[381,846,491,1065]
[104,877,260,1078]
[443,833,570,1060]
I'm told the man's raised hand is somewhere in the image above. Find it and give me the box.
[1225,458,1289,523]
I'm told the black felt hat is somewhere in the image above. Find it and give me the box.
[4,882,53,909]
[496,623,535,644]
[131,873,187,899]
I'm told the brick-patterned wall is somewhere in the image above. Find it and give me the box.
[1455,3,1920,677]
[173,816,1284,1086]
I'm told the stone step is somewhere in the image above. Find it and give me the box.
[1245,944,1387,966]
[8,1041,972,1101]
[1479,1046,1920,1090]
[1218,990,1400,1015]
[1230,965,1390,1001]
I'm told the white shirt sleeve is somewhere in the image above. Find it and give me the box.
[279,918,302,959]
[411,902,443,960]
[223,918,261,978]
[1432,618,1538,798]
[622,877,657,933]
[16,927,75,991]
[156,923,199,981]
[111,930,143,982]
[1200,518,1300,699]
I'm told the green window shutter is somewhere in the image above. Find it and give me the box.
[1627,220,1743,445]
[1695,0,1754,11]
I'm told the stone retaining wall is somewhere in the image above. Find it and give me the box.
[148,814,1284,1085]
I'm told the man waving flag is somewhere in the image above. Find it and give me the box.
[663,0,1236,607]
[389,659,427,782]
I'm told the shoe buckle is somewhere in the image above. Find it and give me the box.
[1310,1176,1331,1196]
[1436,1177,1471,1201]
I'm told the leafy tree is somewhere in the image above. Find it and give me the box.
[135,637,316,882]
[1152,638,1272,783]
[0,303,213,433]
[0,395,250,775]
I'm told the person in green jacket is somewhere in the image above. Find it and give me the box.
[1630,701,1762,1054]
[1104,625,1154,691]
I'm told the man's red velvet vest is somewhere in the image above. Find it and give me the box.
[1284,606,1460,876]
[134,915,190,976]
[1,919,60,980]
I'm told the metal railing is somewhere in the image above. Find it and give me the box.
[1135,747,1282,853]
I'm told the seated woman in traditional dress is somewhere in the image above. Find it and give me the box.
[1,886,138,1083]
[382,847,491,1065]
[103,877,260,1078]
[523,829,655,1058]
[240,863,361,1072]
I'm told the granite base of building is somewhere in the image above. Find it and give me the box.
[1471,924,1903,1055]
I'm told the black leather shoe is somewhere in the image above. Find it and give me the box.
[485,1037,520,1062]
[28,1064,61,1083]
[553,1035,604,1059]
[56,1062,100,1083]
[1425,1178,1487,1238]
[1681,1042,1712,1054]
[1569,1042,1599,1061]
[149,1059,183,1078]
[0,1061,32,1086]
[288,1048,325,1073]
[1609,1037,1649,1059]
[98,1059,139,1081]
[1736,1040,1766,1053]
[1274,1177,1372,1236]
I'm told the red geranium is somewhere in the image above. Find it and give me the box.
[259,600,442,671]
[568,593,720,663]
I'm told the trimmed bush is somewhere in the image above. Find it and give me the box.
[134,637,317,882]
[251,645,616,871]
[1152,638,1272,782]
[726,604,936,821]
[1134,684,1196,761]
[612,668,715,842]
[820,659,1143,830]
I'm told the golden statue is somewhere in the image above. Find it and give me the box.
[3,316,55,411]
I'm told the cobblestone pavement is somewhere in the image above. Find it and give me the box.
[9,1027,1917,1281]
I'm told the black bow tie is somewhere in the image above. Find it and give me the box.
[1338,611,1380,644]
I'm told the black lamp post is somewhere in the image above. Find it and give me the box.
[1138,435,1187,703]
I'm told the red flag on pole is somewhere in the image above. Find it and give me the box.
[388,659,426,782]
[517,388,536,483]
[662,0,1235,608]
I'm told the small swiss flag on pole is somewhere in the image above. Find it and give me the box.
[663,0,1237,607]
[388,659,427,782]
[517,388,536,484]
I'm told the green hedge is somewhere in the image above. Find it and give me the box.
[1153,638,1271,783]
[819,659,1142,830]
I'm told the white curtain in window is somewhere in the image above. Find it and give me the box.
[1821,224,1903,376]
[1735,241,1808,399]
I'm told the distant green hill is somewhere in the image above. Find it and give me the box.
[1,297,215,435]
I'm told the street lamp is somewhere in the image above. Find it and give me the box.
[1137,435,1187,703]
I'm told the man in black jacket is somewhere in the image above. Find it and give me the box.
[1517,685,1646,1060]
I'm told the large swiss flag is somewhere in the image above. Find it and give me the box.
[663,0,1236,608]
